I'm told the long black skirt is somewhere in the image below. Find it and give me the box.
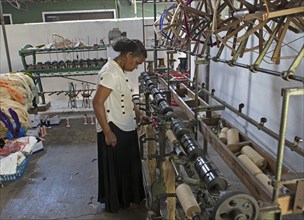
[97,122,145,213]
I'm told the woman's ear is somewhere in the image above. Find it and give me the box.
[126,51,133,59]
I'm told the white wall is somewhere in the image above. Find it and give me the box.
[0,18,158,102]
[1,18,303,171]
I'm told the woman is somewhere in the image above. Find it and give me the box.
[93,38,147,213]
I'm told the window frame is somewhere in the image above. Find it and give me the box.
[42,9,116,22]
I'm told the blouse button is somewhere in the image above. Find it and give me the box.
[121,106,124,108]
[122,112,125,114]
[121,94,124,97]
[126,79,128,82]
[121,100,124,102]
[107,110,110,113]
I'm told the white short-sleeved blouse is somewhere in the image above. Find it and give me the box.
[95,58,137,132]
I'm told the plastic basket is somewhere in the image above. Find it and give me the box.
[0,156,30,183]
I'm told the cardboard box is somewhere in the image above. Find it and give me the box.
[26,125,40,137]
[28,114,41,128]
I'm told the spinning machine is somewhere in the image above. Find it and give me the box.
[138,72,260,220]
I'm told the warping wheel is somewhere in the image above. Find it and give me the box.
[213,191,259,220]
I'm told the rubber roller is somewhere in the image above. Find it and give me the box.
[159,101,173,115]
[176,183,201,218]
[195,156,228,194]
[241,145,267,170]
[180,134,204,159]
[154,93,166,105]
[151,87,160,96]
[172,121,190,139]
[148,83,156,91]
[237,154,262,176]
[141,72,149,80]
[145,79,154,87]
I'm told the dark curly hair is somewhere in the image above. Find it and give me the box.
[113,38,147,58]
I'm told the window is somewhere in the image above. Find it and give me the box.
[3,14,13,25]
[43,9,116,22]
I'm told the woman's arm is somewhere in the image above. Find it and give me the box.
[133,100,150,125]
[93,85,117,147]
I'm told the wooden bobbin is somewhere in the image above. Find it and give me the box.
[163,157,176,220]
[241,145,267,170]
[66,118,70,128]
[146,125,156,186]
[83,114,88,125]
[226,128,240,145]
[90,116,95,125]
[43,125,47,136]
[219,132,227,144]
[221,127,229,133]
[40,127,45,137]
[176,183,201,219]
[237,154,262,176]
[256,173,273,195]
[166,129,178,145]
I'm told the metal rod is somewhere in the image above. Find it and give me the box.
[200,88,304,157]
[0,2,12,72]
[282,46,304,80]
[194,61,199,141]
[38,73,97,78]
[273,88,290,202]
[272,88,304,201]
[251,17,286,71]
[60,76,95,85]
[216,58,304,83]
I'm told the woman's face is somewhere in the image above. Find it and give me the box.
[124,53,146,72]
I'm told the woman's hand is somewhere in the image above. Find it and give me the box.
[139,114,150,125]
[104,130,117,147]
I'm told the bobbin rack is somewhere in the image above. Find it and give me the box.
[19,44,107,105]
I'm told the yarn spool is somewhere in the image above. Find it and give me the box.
[218,132,227,144]
[66,118,70,128]
[43,125,47,136]
[237,154,262,176]
[166,129,178,145]
[241,145,267,170]
[40,127,45,137]
[256,173,273,194]
[226,128,240,145]
[83,114,88,125]
[90,116,95,125]
[221,127,229,133]
[176,183,201,218]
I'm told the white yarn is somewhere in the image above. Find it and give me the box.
[0,72,35,137]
